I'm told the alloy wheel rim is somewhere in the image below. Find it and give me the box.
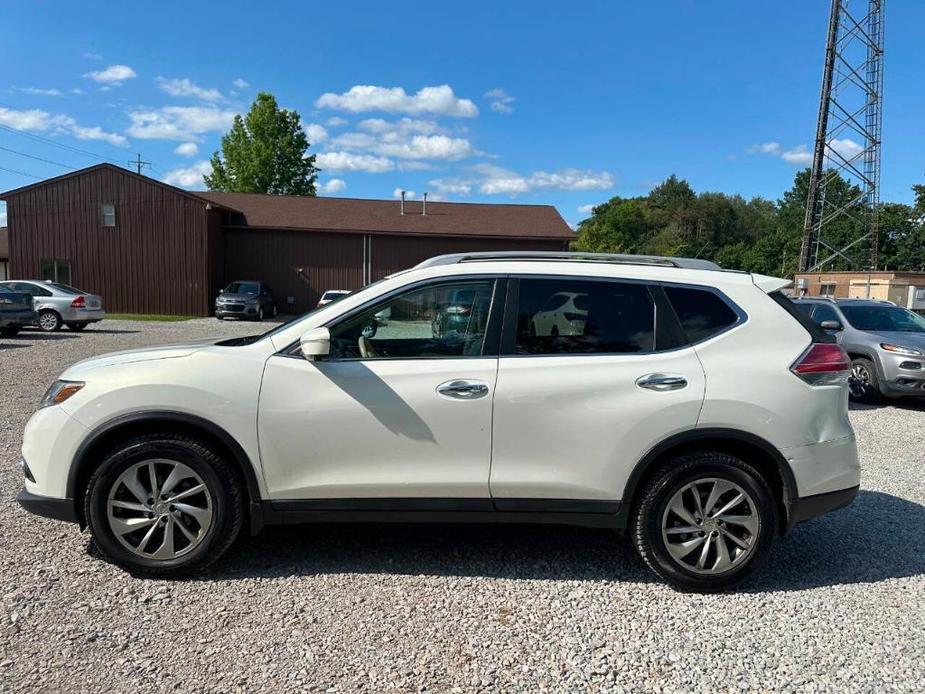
[661,477,759,575]
[849,364,870,397]
[106,459,213,560]
[40,313,57,330]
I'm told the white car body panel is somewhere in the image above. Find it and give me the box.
[490,347,706,500]
[258,356,497,499]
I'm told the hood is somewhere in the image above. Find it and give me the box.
[217,292,258,302]
[62,338,221,376]
[869,331,925,349]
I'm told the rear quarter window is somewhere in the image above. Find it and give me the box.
[769,292,835,343]
[663,286,739,342]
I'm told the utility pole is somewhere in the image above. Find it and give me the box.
[128,153,151,175]
[799,0,885,274]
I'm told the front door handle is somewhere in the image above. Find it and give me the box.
[437,379,490,400]
[636,373,688,392]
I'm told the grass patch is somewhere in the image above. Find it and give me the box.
[106,313,198,322]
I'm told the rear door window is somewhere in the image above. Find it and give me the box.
[810,303,840,325]
[663,286,739,343]
[513,279,656,355]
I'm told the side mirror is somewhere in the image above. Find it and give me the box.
[300,327,331,360]
[819,320,843,332]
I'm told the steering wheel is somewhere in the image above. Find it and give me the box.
[358,335,378,359]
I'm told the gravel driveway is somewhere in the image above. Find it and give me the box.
[1,319,924,692]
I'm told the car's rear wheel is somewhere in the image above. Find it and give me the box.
[0,325,22,337]
[632,452,776,592]
[66,322,87,331]
[38,309,62,332]
[848,357,881,402]
[257,307,265,321]
[84,434,244,576]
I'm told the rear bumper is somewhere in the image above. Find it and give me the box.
[789,484,859,525]
[62,307,105,323]
[16,488,78,523]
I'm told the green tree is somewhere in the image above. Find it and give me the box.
[205,92,318,195]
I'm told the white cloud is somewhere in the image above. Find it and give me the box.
[471,163,615,196]
[303,122,328,144]
[319,178,346,194]
[71,88,85,95]
[0,107,51,131]
[157,77,224,102]
[329,118,474,162]
[82,52,102,60]
[174,142,199,157]
[485,88,515,114]
[232,78,249,90]
[162,160,212,188]
[325,116,348,128]
[429,178,472,196]
[19,87,62,97]
[393,188,416,199]
[315,151,394,173]
[829,138,864,161]
[780,145,812,165]
[316,84,478,117]
[357,117,440,134]
[577,203,597,215]
[0,106,125,145]
[127,106,236,140]
[84,64,137,84]
[748,142,781,155]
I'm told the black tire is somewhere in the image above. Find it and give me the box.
[84,434,245,577]
[256,307,265,322]
[272,304,278,318]
[0,325,22,337]
[66,322,87,332]
[848,357,881,403]
[38,309,62,332]
[632,452,777,593]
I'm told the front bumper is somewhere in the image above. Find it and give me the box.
[879,351,925,395]
[216,304,259,319]
[789,484,859,526]
[16,488,78,523]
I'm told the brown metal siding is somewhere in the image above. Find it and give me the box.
[369,235,570,280]
[6,167,210,315]
[222,228,364,312]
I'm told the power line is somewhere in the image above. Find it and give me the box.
[0,164,42,179]
[0,145,76,170]
[0,121,123,165]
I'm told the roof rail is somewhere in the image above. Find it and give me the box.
[414,251,723,271]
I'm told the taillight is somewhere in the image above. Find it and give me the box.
[70,295,86,308]
[791,343,850,386]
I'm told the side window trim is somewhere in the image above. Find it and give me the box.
[657,279,748,346]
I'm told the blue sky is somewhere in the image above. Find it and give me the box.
[1,1,923,228]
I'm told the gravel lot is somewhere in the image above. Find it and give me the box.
[1,318,924,693]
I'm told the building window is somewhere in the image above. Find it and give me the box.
[820,282,837,297]
[102,203,116,227]
[40,259,71,285]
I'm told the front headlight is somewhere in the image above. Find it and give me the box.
[39,380,85,409]
[880,343,925,357]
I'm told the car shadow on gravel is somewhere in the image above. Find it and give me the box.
[850,399,925,412]
[193,490,923,590]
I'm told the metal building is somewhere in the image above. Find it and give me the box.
[0,164,574,315]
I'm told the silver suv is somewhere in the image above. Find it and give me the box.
[794,297,925,401]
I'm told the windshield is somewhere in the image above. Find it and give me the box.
[224,282,260,295]
[840,305,925,333]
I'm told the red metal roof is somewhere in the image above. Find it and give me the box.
[196,191,575,240]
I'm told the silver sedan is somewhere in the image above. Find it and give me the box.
[0,280,105,332]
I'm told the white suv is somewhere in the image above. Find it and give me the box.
[17,253,860,591]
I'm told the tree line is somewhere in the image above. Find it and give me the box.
[573,171,925,276]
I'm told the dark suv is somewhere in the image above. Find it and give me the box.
[215,281,277,321]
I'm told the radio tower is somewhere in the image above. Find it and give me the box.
[798,0,885,273]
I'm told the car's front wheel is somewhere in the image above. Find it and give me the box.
[632,452,776,592]
[848,357,881,402]
[84,434,244,576]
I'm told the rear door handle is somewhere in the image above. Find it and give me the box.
[636,373,688,392]
[436,379,490,399]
